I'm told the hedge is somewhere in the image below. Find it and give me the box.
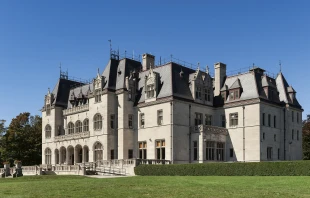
[134,161,310,176]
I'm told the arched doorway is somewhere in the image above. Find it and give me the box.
[83,145,89,163]
[55,149,59,164]
[93,142,103,162]
[67,146,74,165]
[75,145,83,163]
[60,146,66,164]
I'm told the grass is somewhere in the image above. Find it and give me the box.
[0,175,310,198]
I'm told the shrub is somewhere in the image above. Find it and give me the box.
[134,161,310,176]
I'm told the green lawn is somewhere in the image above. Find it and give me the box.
[0,175,310,198]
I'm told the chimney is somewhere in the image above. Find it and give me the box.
[142,53,155,71]
[214,62,226,96]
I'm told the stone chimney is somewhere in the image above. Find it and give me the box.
[142,53,155,71]
[214,62,226,96]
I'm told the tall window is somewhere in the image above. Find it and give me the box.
[263,132,265,140]
[221,115,226,128]
[94,114,102,130]
[262,113,265,126]
[205,89,211,101]
[205,114,212,125]
[95,90,101,103]
[138,142,147,159]
[274,116,276,128]
[274,134,276,142]
[111,150,114,160]
[292,129,294,140]
[155,140,165,160]
[193,141,198,161]
[297,112,299,123]
[128,149,133,159]
[83,119,89,131]
[267,147,273,160]
[94,142,103,161]
[195,113,202,126]
[196,87,201,99]
[45,148,52,164]
[140,113,145,128]
[206,141,215,160]
[230,148,234,158]
[229,113,238,127]
[297,130,299,141]
[75,121,82,133]
[157,110,163,125]
[278,148,280,160]
[146,84,155,98]
[110,114,115,129]
[268,114,271,127]
[128,114,133,129]
[45,125,51,139]
[292,111,294,122]
[68,122,74,134]
[216,142,225,161]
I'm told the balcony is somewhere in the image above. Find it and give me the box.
[63,104,89,116]
[192,125,228,135]
[54,131,90,142]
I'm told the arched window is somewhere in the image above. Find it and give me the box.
[94,114,102,130]
[75,121,82,133]
[45,125,51,139]
[45,148,52,164]
[83,119,89,132]
[68,122,74,134]
[94,142,103,162]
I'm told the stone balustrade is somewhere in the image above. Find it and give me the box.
[192,125,228,135]
[54,131,90,142]
[63,104,89,116]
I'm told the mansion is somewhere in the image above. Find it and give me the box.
[42,52,303,166]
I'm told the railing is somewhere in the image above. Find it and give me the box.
[54,131,90,142]
[54,165,80,171]
[63,104,89,116]
[192,125,228,135]
[136,159,171,165]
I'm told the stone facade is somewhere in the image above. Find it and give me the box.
[41,53,303,166]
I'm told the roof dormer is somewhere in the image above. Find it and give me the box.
[144,68,158,102]
[93,68,106,91]
[228,78,242,101]
[126,70,138,101]
[287,85,296,103]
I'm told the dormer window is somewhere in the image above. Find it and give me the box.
[196,87,201,99]
[145,68,158,101]
[204,89,211,101]
[146,84,155,98]
[95,90,101,103]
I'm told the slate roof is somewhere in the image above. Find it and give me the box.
[67,83,93,108]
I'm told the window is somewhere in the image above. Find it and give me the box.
[292,129,294,140]
[128,88,133,101]
[128,149,133,159]
[268,114,271,127]
[140,113,145,128]
[263,132,265,140]
[45,148,52,164]
[267,147,273,160]
[111,150,114,160]
[75,121,82,133]
[274,134,276,142]
[193,141,198,161]
[205,89,211,101]
[138,142,147,159]
[297,130,299,141]
[128,114,133,129]
[262,113,265,126]
[274,116,276,128]
[216,142,225,161]
[206,141,215,160]
[195,113,202,126]
[146,84,155,98]
[46,106,51,116]
[221,92,226,101]
[229,90,240,100]
[68,122,74,134]
[292,111,294,122]
[155,140,165,160]
[205,114,212,125]
[95,90,101,103]
[94,114,102,130]
[278,148,280,160]
[297,112,299,123]
[230,148,234,158]
[157,110,163,125]
[229,113,238,127]
[110,114,115,129]
[83,119,89,132]
[45,125,51,139]
[94,142,103,161]
[229,91,234,100]
[196,87,201,99]
[221,115,226,128]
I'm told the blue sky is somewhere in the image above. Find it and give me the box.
[0,0,309,126]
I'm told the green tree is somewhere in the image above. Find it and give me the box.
[302,119,310,160]
[0,113,42,166]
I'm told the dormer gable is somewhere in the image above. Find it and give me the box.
[287,85,296,103]
[220,84,228,101]
[144,67,158,102]
[261,75,278,101]
[93,68,106,91]
[228,78,242,101]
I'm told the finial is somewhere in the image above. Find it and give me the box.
[97,68,100,74]
[197,62,200,70]
[48,88,50,94]
[279,60,282,72]
[252,63,255,68]
[206,65,209,74]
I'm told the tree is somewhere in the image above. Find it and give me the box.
[302,119,310,160]
[0,113,42,166]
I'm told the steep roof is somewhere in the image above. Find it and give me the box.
[276,72,301,107]
[101,59,120,90]
[115,58,142,90]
